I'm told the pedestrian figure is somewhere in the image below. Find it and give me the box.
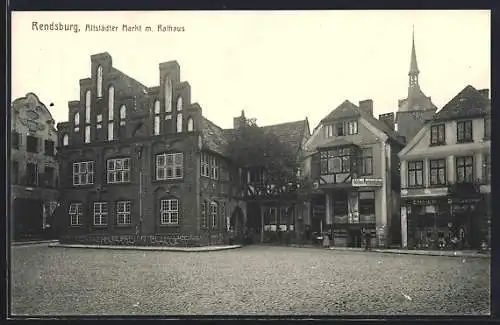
[364,228,372,251]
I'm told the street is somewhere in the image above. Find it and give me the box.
[10,244,490,316]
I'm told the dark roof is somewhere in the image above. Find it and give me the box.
[433,85,490,121]
[201,117,229,156]
[111,67,149,94]
[260,120,308,154]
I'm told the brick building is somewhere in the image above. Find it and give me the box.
[56,52,246,244]
[399,85,491,250]
[10,93,60,240]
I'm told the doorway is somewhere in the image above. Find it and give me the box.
[12,198,44,240]
[348,228,362,248]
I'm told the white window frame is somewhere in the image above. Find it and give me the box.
[69,202,83,226]
[156,153,184,180]
[211,156,219,180]
[116,201,131,225]
[187,117,194,132]
[160,198,179,225]
[107,158,131,184]
[347,120,358,135]
[201,153,210,177]
[73,161,94,186]
[93,202,108,226]
[210,202,218,228]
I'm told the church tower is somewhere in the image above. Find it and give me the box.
[395,27,437,143]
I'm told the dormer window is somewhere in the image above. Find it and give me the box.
[430,124,445,146]
[457,120,473,143]
[74,112,80,132]
[97,65,103,98]
[325,125,334,138]
[336,122,344,136]
[119,105,126,126]
[154,100,160,135]
[347,120,358,135]
[85,90,91,123]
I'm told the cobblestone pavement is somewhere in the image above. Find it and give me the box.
[10,245,490,316]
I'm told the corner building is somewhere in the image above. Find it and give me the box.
[56,53,245,242]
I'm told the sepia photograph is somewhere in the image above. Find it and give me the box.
[9,10,491,317]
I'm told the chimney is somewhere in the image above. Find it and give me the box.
[233,110,246,129]
[479,89,489,99]
[379,112,395,130]
[359,99,373,116]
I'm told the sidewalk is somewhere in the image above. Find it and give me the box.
[329,246,490,258]
[48,243,242,252]
[11,239,59,246]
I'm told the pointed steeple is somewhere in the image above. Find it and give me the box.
[408,26,420,88]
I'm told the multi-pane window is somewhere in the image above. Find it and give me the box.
[97,114,103,129]
[407,160,423,187]
[154,100,160,135]
[187,117,194,132]
[63,134,69,146]
[12,161,19,184]
[11,131,20,149]
[119,105,126,126]
[107,158,131,183]
[360,148,373,176]
[26,163,38,186]
[429,159,446,186]
[211,156,219,180]
[69,203,83,226]
[74,112,80,132]
[85,90,91,123]
[210,202,218,228]
[26,135,38,153]
[201,202,207,228]
[457,120,473,143]
[430,124,446,145]
[44,166,55,187]
[44,140,55,156]
[93,202,108,226]
[483,154,491,183]
[347,120,358,135]
[156,153,183,180]
[116,201,131,225]
[160,199,179,225]
[456,156,474,183]
[97,65,103,98]
[201,153,210,177]
[73,161,94,185]
[164,77,172,114]
[320,148,351,174]
[484,117,491,140]
[336,122,344,136]
[176,113,183,133]
[85,125,91,143]
[324,125,334,138]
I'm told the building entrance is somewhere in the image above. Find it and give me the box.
[13,198,44,240]
[348,228,362,248]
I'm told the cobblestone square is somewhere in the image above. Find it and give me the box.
[10,245,490,316]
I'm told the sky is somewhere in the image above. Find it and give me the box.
[11,10,490,130]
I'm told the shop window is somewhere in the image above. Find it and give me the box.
[359,191,375,223]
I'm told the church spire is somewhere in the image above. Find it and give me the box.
[409,26,420,87]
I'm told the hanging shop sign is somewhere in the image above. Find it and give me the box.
[352,178,383,187]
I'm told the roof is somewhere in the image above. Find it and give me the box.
[409,29,419,75]
[432,85,490,121]
[111,67,149,94]
[201,117,229,156]
[260,120,308,154]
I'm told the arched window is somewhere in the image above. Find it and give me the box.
[176,113,183,133]
[108,85,114,120]
[119,105,126,126]
[85,90,91,123]
[187,117,194,132]
[62,134,69,146]
[74,112,80,132]
[164,77,172,113]
[176,96,183,111]
[97,65,103,98]
[154,100,160,135]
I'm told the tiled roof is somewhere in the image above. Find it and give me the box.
[201,117,229,156]
[111,67,149,95]
[433,85,490,121]
[260,120,308,154]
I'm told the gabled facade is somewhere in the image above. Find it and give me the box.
[302,99,405,248]
[10,93,60,240]
[399,85,491,250]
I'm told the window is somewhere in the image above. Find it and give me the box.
[107,158,130,183]
[484,117,491,140]
[347,120,358,135]
[429,159,446,186]
[176,113,183,133]
[211,156,219,180]
[119,105,126,126]
[85,125,90,143]
[11,131,20,149]
[320,148,351,175]
[358,191,375,222]
[177,97,183,111]
[457,120,472,143]
[108,85,114,120]
[26,163,38,186]
[154,100,160,135]
[107,122,114,141]
[361,148,373,176]
[62,134,69,146]
[324,125,334,138]
[336,122,345,136]
[85,90,91,123]
[93,202,108,226]
[97,65,103,98]
[97,114,103,129]
[164,77,172,113]
[44,140,55,156]
[73,161,94,186]
[156,153,183,180]
[456,156,473,183]
[201,153,210,177]
[12,161,19,184]
[26,135,38,153]
[430,124,446,145]
[201,202,207,228]
[74,112,80,132]
[44,166,55,187]
[483,154,491,183]
[187,117,194,132]
[210,202,218,228]
[160,198,179,225]
[407,160,423,187]
[116,201,131,225]
[69,203,83,226]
